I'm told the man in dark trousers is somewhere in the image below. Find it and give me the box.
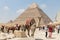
[56,25,60,34]
[57,25,60,34]
[45,25,49,38]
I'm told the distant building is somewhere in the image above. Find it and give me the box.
[55,11,60,22]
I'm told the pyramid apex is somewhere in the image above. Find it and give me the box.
[29,3,38,9]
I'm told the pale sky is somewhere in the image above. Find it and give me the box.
[0,0,60,23]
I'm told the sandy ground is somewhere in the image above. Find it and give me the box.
[34,29,60,40]
[0,29,60,40]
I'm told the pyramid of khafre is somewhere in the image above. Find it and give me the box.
[13,3,52,26]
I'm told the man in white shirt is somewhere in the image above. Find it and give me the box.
[56,25,60,34]
[45,25,49,38]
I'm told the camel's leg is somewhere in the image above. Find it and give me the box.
[31,26,36,37]
[27,29,30,37]
[12,29,15,33]
[7,29,9,33]
[31,29,35,37]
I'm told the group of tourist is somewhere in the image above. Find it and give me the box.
[0,18,60,38]
[42,23,60,38]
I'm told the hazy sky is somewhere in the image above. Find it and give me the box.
[0,0,60,23]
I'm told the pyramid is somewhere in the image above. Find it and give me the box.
[13,3,52,27]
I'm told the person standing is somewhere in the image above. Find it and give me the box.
[1,25,4,32]
[56,25,60,34]
[48,25,53,38]
[45,25,49,38]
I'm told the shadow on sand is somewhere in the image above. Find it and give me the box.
[47,37,56,39]
[35,39,43,40]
